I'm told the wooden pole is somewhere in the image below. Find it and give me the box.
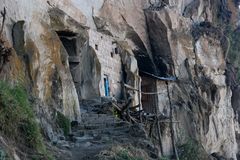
[138,76,143,123]
[124,83,165,95]
[138,76,142,110]
[166,82,179,160]
[153,84,164,157]
[156,115,164,156]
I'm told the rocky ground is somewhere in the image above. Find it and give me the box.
[52,100,159,160]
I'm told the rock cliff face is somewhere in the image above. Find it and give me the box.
[92,1,240,158]
[0,0,240,159]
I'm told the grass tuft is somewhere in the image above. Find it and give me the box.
[115,149,144,160]
[98,145,150,160]
[56,111,70,136]
[159,157,169,160]
[178,139,209,160]
[0,81,46,156]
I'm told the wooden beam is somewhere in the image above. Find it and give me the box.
[124,83,164,95]
[140,71,177,81]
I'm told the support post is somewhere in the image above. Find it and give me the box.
[156,115,164,156]
[166,82,179,160]
[138,76,142,111]
[154,84,164,157]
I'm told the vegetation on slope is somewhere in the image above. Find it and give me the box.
[56,111,70,136]
[214,0,240,81]
[97,145,150,160]
[178,139,209,160]
[225,27,240,80]
[0,81,50,159]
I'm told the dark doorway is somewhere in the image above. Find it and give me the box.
[57,31,77,56]
[141,76,158,113]
[12,21,25,56]
[104,75,110,97]
[57,31,81,91]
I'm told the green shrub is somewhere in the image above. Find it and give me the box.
[113,108,121,118]
[114,149,144,160]
[0,81,45,154]
[56,111,70,136]
[98,145,149,160]
[226,27,240,63]
[178,139,209,160]
[159,157,169,160]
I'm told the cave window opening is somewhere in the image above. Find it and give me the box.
[211,85,218,103]
[56,30,80,84]
[95,44,98,51]
[114,48,118,54]
[110,52,114,58]
[56,31,77,57]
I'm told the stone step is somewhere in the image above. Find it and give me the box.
[81,118,119,124]
[76,121,129,130]
[81,115,116,120]
[72,125,130,137]
[73,125,129,134]
[81,114,120,124]
[72,133,130,146]
[73,135,94,143]
[82,119,118,122]
[80,120,121,127]
[81,113,116,118]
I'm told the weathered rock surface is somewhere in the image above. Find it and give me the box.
[141,1,238,159]
[0,0,240,159]
[1,0,81,132]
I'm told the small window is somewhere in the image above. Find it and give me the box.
[111,52,114,58]
[114,48,118,54]
[95,44,98,50]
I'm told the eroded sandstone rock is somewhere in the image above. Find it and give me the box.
[0,0,239,159]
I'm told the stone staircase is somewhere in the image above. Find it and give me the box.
[55,112,134,160]
[54,99,158,160]
[71,113,131,145]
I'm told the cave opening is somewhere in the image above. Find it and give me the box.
[211,85,218,103]
[57,31,77,57]
[56,31,81,92]
[12,21,25,56]
[12,21,34,88]
[133,49,156,74]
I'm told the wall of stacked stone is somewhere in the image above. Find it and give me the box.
[88,30,122,99]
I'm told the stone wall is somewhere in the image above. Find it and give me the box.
[89,30,123,99]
